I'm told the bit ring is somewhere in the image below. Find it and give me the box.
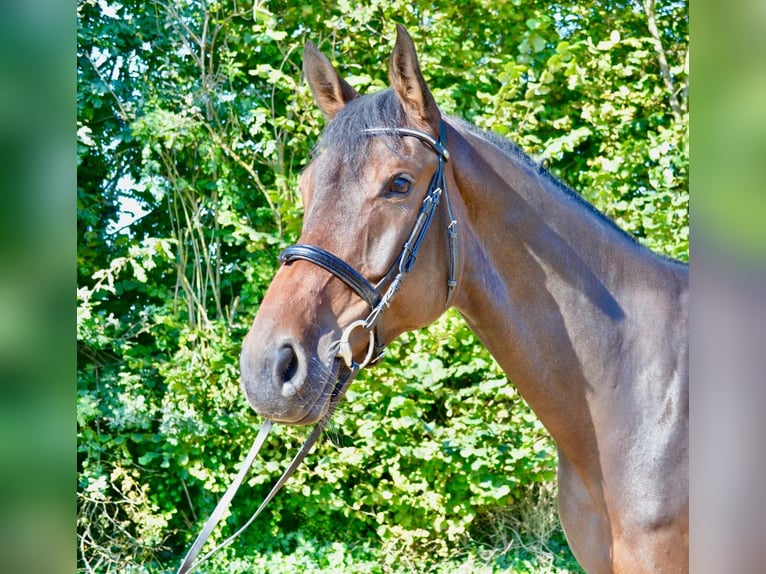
[338,319,375,369]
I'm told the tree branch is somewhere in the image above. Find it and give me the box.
[643,0,682,119]
[200,120,283,235]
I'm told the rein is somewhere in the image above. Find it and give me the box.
[176,122,456,572]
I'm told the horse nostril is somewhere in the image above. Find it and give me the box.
[275,343,300,385]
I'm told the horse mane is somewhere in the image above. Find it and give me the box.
[315,89,684,266]
[446,116,666,255]
[317,89,611,232]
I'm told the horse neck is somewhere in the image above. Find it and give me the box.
[447,122,686,466]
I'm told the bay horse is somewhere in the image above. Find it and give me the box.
[240,25,688,574]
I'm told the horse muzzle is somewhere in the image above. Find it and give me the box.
[240,326,334,423]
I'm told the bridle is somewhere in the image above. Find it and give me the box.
[280,120,458,369]
[176,121,457,574]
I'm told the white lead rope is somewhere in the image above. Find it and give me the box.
[176,364,359,574]
[176,419,273,574]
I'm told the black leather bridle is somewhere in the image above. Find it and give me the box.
[279,121,458,369]
[176,122,458,574]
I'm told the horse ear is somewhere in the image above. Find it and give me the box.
[389,24,441,132]
[303,40,359,120]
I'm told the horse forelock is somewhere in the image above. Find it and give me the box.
[314,89,408,169]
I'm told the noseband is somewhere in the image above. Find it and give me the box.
[279,121,458,369]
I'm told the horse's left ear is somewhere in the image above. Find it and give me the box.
[303,40,359,120]
[389,24,441,133]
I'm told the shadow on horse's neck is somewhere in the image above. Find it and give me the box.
[447,119,678,471]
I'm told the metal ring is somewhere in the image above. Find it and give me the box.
[338,319,376,369]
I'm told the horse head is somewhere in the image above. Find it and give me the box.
[240,26,461,424]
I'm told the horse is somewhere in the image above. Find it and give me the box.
[239,25,688,574]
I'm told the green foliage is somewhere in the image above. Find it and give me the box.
[77,0,686,571]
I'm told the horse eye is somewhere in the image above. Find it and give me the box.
[388,175,412,195]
